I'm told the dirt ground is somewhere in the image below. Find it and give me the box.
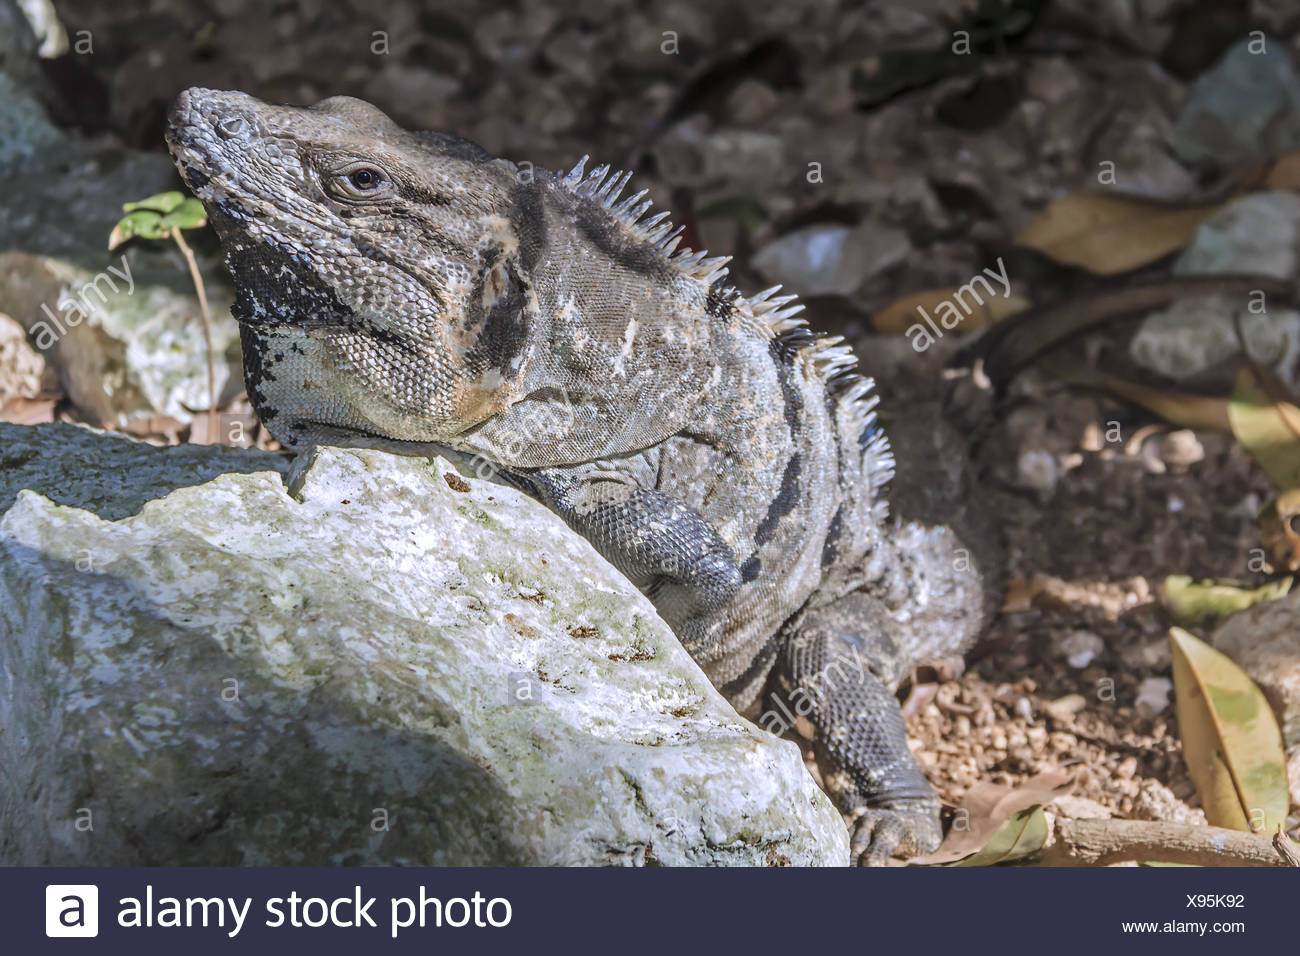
[32,0,1300,837]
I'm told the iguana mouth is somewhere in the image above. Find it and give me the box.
[164,87,242,196]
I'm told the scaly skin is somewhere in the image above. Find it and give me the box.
[166,88,995,864]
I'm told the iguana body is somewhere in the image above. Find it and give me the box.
[166,88,995,864]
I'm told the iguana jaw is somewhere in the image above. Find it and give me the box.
[167,87,539,445]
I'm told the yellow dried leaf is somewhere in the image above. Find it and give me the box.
[1046,365,1231,432]
[1015,192,1223,275]
[872,288,1029,335]
[948,805,1049,867]
[912,772,1071,866]
[1169,627,1289,835]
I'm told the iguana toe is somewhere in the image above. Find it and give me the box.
[849,799,943,866]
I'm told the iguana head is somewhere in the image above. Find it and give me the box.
[165,87,538,446]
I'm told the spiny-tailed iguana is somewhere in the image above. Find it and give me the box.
[165,87,999,865]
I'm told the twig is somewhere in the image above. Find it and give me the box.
[1274,831,1300,867]
[170,226,217,440]
[1036,817,1289,867]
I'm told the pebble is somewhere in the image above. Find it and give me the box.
[1056,630,1106,669]
[1135,676,1174,714]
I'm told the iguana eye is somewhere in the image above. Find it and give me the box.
[328,163,391,199]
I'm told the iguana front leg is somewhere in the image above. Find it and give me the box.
[772,592,942,866]
[518,465,742,656]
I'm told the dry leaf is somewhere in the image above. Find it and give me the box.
[0,394,57,425]
[1234,149,1300,193]
[1000,575,1042,613]
[872,288,1030,335]
[1263,151,1300,191]
[1015,192,1223,275]
[1169,627,1289,835]
[947,806,1049,867]
[912,771,1072,865]
[1046,364,1231,432]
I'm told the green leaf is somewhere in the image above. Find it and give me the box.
[1162,575,1293,629]
[158,197,207,231]
[1170,627,1290,836]
[948,805,1049,866]
[122,191,187,215]
[1228,367,1300,489]
[108,209,166,250]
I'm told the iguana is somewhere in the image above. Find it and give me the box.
[165,87,999,865]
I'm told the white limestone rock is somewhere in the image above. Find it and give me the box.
[0,423,847,866]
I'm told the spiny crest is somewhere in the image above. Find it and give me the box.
[561,154,729,284]
[559,155,883,435]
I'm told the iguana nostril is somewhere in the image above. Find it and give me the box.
[216,115,246,139]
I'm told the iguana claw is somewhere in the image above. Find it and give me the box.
[849,799,943,866]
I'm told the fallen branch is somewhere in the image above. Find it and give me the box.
[1036,817,1288,867]
[1274,831,1300,867]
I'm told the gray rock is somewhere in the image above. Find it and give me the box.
[1129,297,1300,385]
[0,310,46,406]
[1129,193,1300,386]
[1171,38,1300,171]
[0,70,59,177]
[0,0,49,114]
[0,17,240,426]
[14,0,67,58]
[1175,192,1300,279]
[753,222,910,297]
[0,423,847,866]
[1132,780,1206,827]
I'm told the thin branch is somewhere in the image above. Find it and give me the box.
[171,227,217,440]
[1036,817,1289,867]
[1274,831,1300,867]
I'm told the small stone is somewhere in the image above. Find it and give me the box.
[1044,693,1088,721]
[1120,637,1172,671]
[1016,448,1059,497]
[1135,676,1173,714]
[0,311,46,406]
[1130,295,1300,388]
[1056,630,1106,669]
[1050,732,1076,753]
[1133,780,1207,826]
[1051,795,1113,820]
[752,222,910,297]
